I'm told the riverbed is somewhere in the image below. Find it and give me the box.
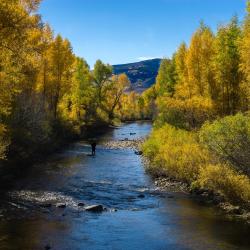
[0,122,249,250]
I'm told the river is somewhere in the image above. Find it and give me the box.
[0,122,249,250]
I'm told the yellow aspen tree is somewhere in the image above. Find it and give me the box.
[185,23,215,98]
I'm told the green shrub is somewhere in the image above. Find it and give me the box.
[199,113,250,175]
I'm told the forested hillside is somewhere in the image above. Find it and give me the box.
[113,59,161,92]
[142,5,250,209]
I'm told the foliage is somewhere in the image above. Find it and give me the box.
[184,23,215,98]
[143,124,250,205]
[155,58,177,97]
[239,1,250,111]
[197,164,250,204]
[143,124,209,182]
[144,14,250,208]
[155,96,214,129]
[0,0,131,161]
[199,113,250,175]
[106,73,130,120]
[213,17,242,115]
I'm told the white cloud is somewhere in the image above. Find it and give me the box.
[137,56,161,61]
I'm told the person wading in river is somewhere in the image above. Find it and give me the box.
[91,142,97,156]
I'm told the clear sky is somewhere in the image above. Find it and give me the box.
[39,0,247,67]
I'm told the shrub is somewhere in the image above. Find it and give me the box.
[143,124,209,182]
[199,113,250,175]
[196,164,250,204]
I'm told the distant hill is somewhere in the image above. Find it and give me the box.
[113,58,161,92]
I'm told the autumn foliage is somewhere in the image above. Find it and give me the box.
[0,0,131,161]
[143,2,250,207]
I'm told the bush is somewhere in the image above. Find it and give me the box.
[199,113,250,175]
[196,164,250,204]
[143,124,209,182]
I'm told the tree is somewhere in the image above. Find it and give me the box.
[213,16,242,114]
[185,23,215,98]
[92,60,113,106]
[0,0,43,159]
[155,58,177,97]
[240,1,250,111]
[36,24,54,107]
[69,57,96,124]
[106,73,130,119]
[47,35,75,118]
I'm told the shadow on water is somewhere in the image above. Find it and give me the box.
[0,121,249,250]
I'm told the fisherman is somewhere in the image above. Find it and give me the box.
[91,141,97,156]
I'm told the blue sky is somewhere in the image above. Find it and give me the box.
[39,0,247,67]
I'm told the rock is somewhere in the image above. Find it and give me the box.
[130,132,136,135]
[212,195,224,205]
[232,207,243,215]
[220,203,243,215]
[131,208,140,211]
[135,150,143,155]
[56,203,66,208]
[124,138,129,141]
[168,195,174,199]
[78,202,85,207]
[138,194,145,198]
[85,205,104,212]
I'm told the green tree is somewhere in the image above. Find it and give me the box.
[70,57,96,124]
[213,16,242,114]
[92,60,113,106]
[155,58,177,97]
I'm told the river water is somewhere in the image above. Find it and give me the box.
[0,122,249,250]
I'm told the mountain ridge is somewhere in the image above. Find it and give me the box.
[113,58,161,92]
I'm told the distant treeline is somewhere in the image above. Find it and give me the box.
[143,2,250,208]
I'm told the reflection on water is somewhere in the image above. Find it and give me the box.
[0,121,249,250]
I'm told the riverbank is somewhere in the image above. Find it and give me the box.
[143,161,250,224]
[152,175,250,224]
[98,137,250,224]
[1,121,112,166]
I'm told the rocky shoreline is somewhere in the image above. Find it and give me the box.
[153,176,250,223]
[102,138,145,151]
[150,176,250,224]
